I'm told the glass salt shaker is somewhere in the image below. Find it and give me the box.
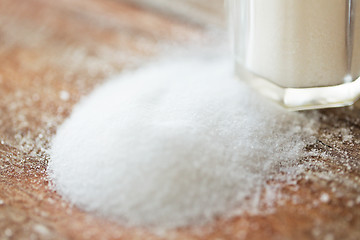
[228,0,360,110]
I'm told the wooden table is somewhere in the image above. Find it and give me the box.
[0,0,359,239]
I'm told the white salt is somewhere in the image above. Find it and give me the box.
[4,229,12,237]
[48,55,316,229]
[320,193,330,203]
[33,224,51,236]
[59,90,70,101]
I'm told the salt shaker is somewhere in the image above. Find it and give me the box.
[228,0,360,110]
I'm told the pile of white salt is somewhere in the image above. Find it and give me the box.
[48,56,316,229]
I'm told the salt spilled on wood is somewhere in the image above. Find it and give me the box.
[48,55,317,229]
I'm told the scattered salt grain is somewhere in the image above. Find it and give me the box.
[59,90,70,101]
[48,56,316,229]
[320,193,330,203]
[4,228,12,237]
[340,128,353,142]
[347,200,355,208]
[356,195,360,205]
[33,224,51,236]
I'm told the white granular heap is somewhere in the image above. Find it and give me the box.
[48,56,315,229]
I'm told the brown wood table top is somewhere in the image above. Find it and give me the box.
[0,0,359,239]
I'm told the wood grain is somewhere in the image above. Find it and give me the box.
[0,0,359,239]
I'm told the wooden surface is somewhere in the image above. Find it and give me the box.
[0,0,360,239]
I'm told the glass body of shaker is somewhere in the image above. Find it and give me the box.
[228,0,360,110]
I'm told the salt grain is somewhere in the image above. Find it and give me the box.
[347,200,354,208]
[59,90,70,101]
[320,193,330,203]
[48,56,316,229]
[33,224,50,236]
[4,228,12,237]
